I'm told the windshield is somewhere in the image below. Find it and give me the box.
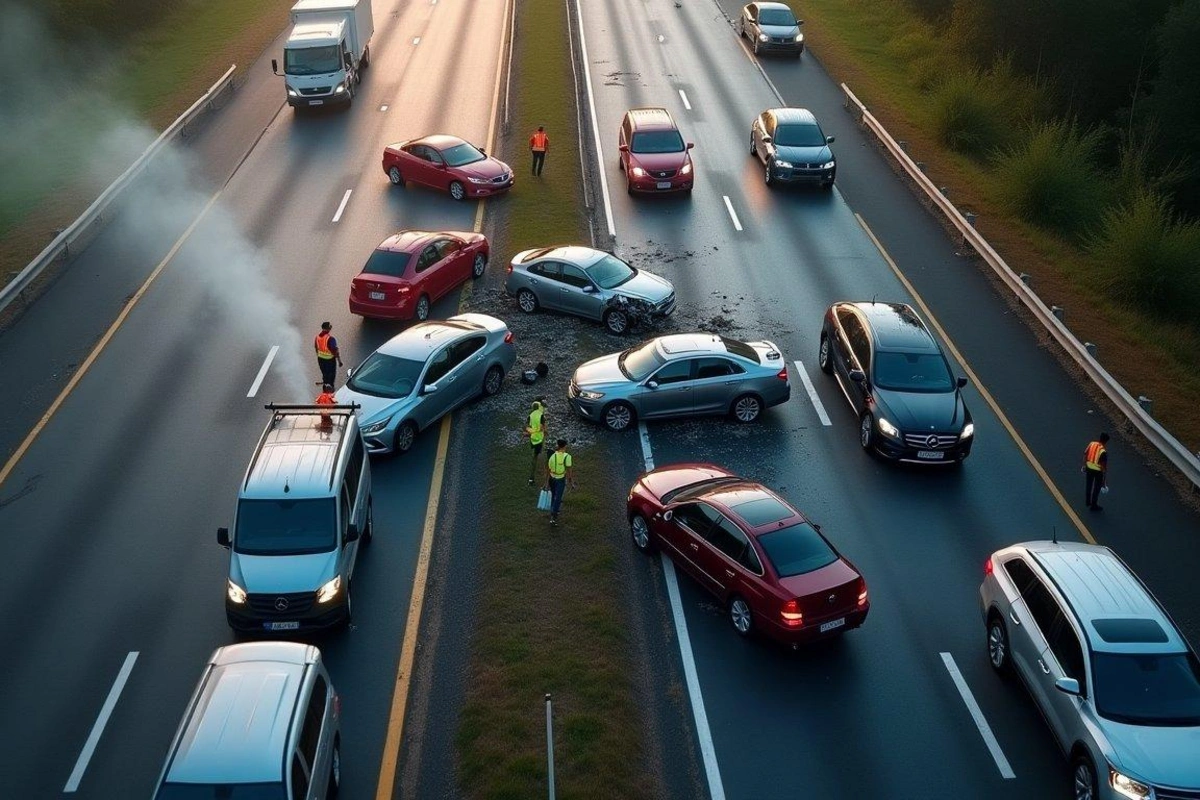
[759,8,797,26]
[235,499,336,556]
[441,142,487,167]
[155,784,285,800]
[362,250,412,278]
[774,124,826,148]
[618,341,665,381]
[588,254,636,290]
[284,45,341,76]
[873,351,955,392]
[757,523,837,577]
[1092,651,1200,726]
[347,353,424,398]
[631,130,685,154]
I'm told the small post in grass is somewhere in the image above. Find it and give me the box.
[545,693,556,800]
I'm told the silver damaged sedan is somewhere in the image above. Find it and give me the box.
[505,245,675,334]
[568,333,790,431]
[336,313,515,455]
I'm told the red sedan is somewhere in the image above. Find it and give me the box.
[349,230,489,321]
[627,463,869,646]
[382,135,514,201]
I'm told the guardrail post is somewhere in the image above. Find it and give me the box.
[915,161,926,172]
[1051,305,1064,321]
[1019,273,1032,287]
[1137,396,1153,415]
[965,212,977,228]
[898,140,908,152]
[545,693,556,800]
[1084,342,1097,358]
[939,186,949,197]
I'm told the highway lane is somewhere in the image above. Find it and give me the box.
[578,0,1198,797]
[0,0,508,796]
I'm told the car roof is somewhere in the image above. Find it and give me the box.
[1018,541,1188,654]
[415,134,466,150]
[656,333,731,357]
[376,230,437,254]
[753,2,795,12]
[375,313,504,361]
[848,302,939,352]
[626,107,677,131]
[768,107,819,126]
[243,413,353,499]
[167,643,317,784]
[700,482,805,533]
[538,245,608,267]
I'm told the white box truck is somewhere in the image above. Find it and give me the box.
[272,0,374,110]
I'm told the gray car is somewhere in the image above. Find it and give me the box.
[505,245,676,334]
[568,333,791,431]
[336,313,515,455]
[738,2,805,57]
[752,108,836,189]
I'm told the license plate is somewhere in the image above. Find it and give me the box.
[309,99,324,106]
[656,181,671,189]
[820,617,846,633]
[369,291,386,301]
[917,450,945,460]
[266,621,300,631]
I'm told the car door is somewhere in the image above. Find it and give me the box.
[441,236,472,286]
[412,243,441,302]
[416,345,455,428]
[1042,613,1090,749]
[690,357,747,414]
[403,145,432,187]
[339,481,359,579]
[557,263,604,319]
[696,515,770,610]
[444,334,488,408]
[431,237,467,300]
[637,358,696,418]
[839,312,873,412]
[665,502,724,594]
[755,112,775,163]
[1008,561,1075,749]
[742,4,758,38]
[532,261,566,311]
[296,674,331,800]
[425,145,450,189]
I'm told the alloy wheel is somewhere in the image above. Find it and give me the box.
[472,254,487,278]
[450,181,466,201]
[388,167,403,185]
[860,414,874,449]
[730,597,753,636]
[395,422,416,454]
[605,310,629,334]
[330,744,341,797]
[987,621,1008,671]
[483,366,503,396]
[818,336,832,373]
[1073,759,1096,800]
[416,295,430,321]
[604,403,633,431]
[630,515,651,552]
[764,160,774,186]
[733,395,761,423]
[517,289,538,313]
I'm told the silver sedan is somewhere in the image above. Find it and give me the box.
[568,333,791,431]
[505,245,675,334]
[336,313,515,455]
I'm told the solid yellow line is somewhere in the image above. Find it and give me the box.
[0,190,224,492]
[373,415,452,800]
[854,213,1096,545]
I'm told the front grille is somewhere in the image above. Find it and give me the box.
[653,169,677,179]
[771,37,793,43]
[1157,790,1200,800]
[247,592,316,616]
[903,433,959,449]
[656,293,676,311]
[568,382,580,398]
[299,86,331,96]
[493,172,511,184]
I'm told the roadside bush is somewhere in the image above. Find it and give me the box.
[929,70,1010,158]
[42,0,184,38]
[1089,192,1200,326]
[992,120,1107,238]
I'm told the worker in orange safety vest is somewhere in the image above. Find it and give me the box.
[530,125,549,176]
[314,321,342,387]
[1083,432,1109,511]
[316,383,337,429]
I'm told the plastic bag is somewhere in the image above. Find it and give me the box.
[537,488,552,511]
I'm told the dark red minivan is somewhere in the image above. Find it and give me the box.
[627,463,869,646]
[348,230,488,321]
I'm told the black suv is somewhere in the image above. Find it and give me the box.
[818,302,974,464]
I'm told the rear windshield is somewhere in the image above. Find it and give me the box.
[1092,651,1200,726]
[347,353,425,398]
[773,124,826,148]
[156,784,286,800]
[872,351,954,392]
[757,523,837,577]
[720,337,759,363]
[631,130,685,154]
[236,498,336,556]
[619,341,666,381]
[362,249,412,278]
[759,8,797,26]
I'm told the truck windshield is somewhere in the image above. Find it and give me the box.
[236,498,337,555]
[285,45,342,76]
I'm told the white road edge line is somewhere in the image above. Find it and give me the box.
[574,0,616,238]
[332,189,352,223]
[678,88,692,110]
[638,422,726,799]
[413,36,421,45]
[722,195,743,231]
[64,651,139,792]
[939,652,1016,780]
[793,360,831,426]
[247,345,281,398]
[380,104,388,112]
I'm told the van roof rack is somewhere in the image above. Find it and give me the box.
[264,402,360,414]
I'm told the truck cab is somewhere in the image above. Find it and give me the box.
[275,0,374,110]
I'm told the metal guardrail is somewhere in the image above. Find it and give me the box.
[0,65,238,316]
[841,82,1200,492]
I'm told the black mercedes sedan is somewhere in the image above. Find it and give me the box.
[817,302,974,465]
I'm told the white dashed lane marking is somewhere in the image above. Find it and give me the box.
[722,195,743,231]
[332,189,352,223]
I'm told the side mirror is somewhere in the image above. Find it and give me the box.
[619,144,629,152]
[422,382,440,395]
[848,369,866,383]
[645,380,660,390]
[1054,677,1081,697]
[346,366,355,378]
[582,284,596,293]
[344,524,360,543]
[686,142,695,150]
[217,527,231,548]
[798,18,805,25]
[761,134,773,145]
[662,509,674,522]
[956,376,968,388]
[826,135,836,144]
[344,53,353,69]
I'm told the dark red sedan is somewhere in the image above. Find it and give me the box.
[382,135,514,201]
[348,230,489,321]
[627,463,869,646]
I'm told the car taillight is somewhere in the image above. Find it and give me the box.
[776,365,788,381]
[503,331,514,344]
[397,286,410,293]
[984,557,993,577]
[780,599,803,628]
[505,263,513,274]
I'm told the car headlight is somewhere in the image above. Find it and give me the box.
[758,33,769,42]
[227,580,247,605]
[334,83,346,94]
[680,162,692,175]
[360,417,391,435]
[1110,768,1151,800]
[286,85,298,97]
[960,422,975,439]
[468,176,491,184]
[877,417,901,439]
[795,33,805,42]
[316,576,343,604]
[821,160,836,170]
[577,389,605,401]
[631,166,646,177]
[775,160,794,169]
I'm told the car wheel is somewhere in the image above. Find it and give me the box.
[482,365,504,397]
[449,180,466,201]
[738,19,745,38]
[388,166,404,186]
[818,334,833,374]
[750,132,757,157]
[627,178,635,195]
[415,294,431,321]
[630,514,654,554]
[731,394,762,423]
[602,401,635,432]
[471,253,487,279]
[516,288,539,313]
[618,155,625,172]
[394,421,417,454]
[753,37,761,55]
[341,582,353,628]
[361,45,370,67]
[859,413,874,451]
[729,595,754,637]
[822,180,834,191]
[362,500,374,545]
[329,739,341,798]
[764,159,775,187]
[604,309,630,335]
[1072,754,1098,800]
[987,614,1010,674]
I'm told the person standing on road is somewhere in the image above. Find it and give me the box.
[544,438,575,525]
[530,125,549,176]
[526,400,547,484]
[1083,432,1110,511]
[314,321,343,388]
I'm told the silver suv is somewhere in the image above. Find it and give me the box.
[152,642,340,799]
[980,541,1200,800]
[219,404,372,633]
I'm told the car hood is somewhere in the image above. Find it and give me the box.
[1103,720,1200,787]
[630,151,689,172]
[613,270,674,303]
[874,387,968,433]
[760,23,801,38]
[774,143,833,165]
[458,157,511,181]
[336,386,413,426]
[231,550,338,594]
[573,352,630,388]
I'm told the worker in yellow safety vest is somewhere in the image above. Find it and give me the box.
[1083,432,1109,511]
[544,439,575,525]
[526,400,547,484]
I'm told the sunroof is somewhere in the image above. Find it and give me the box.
[729,496,792,527]
[1091,618,1169,644]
